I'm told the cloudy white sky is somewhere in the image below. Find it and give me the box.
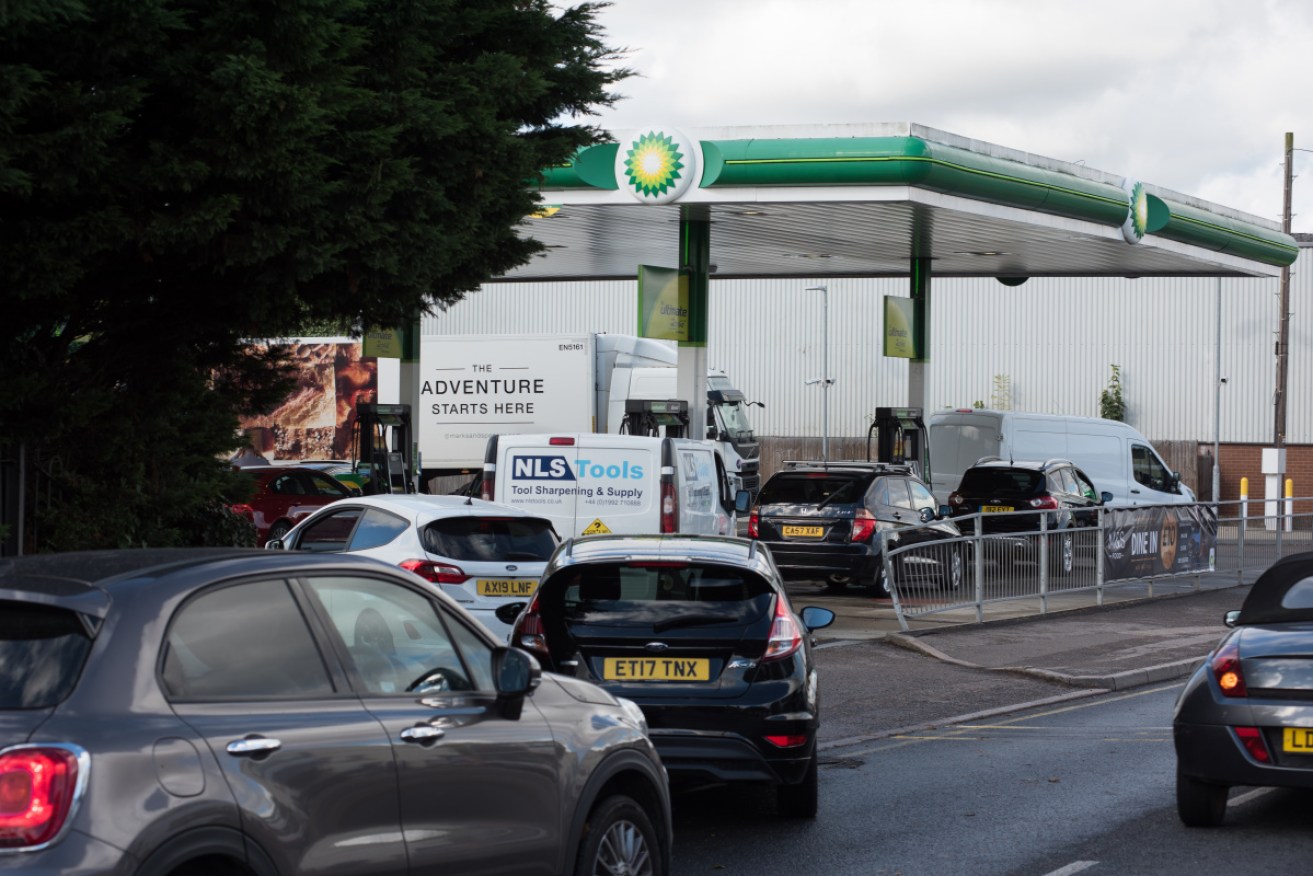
[585,0,1313,233]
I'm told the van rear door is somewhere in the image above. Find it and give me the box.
[499,439,582,537]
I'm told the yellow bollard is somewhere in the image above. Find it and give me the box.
[1240,477,1248,501]
[1287,478,1295,499]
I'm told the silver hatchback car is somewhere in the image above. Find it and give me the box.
[0,549,670,875]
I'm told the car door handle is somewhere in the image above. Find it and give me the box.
[226,736,282,757]
[400,725,446,744]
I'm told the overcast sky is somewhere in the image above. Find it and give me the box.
[586,0,1313,233]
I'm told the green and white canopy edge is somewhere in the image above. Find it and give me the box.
[435,123,1299,423]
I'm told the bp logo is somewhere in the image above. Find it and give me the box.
[616,127,698,204]
[1121,178,1149,244]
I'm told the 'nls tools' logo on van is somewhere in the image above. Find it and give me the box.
[510,455,645,480]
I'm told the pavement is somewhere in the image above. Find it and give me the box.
[800,574,1253,748]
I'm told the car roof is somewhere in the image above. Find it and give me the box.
[967,458,1074,472]
[335,493,549,520]
[547,534,775,577]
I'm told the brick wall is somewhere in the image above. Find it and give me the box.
[1216,443,1313,512]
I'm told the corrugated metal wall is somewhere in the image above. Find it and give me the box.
[422,243,1312,445]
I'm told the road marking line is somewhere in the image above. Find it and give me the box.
[1042,862,1098,876]
[1231,787,1275,807]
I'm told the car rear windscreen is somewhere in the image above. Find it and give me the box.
[556,563,774,630]
[422,516,558,562]
[958,468,1044,495]
[757,473,872,506]
[0,601,92,708]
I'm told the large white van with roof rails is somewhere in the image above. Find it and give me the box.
[927,409,1196,508]
[481,433,750,539]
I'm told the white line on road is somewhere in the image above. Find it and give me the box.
[1231,786,1276,807]
[1041,861,1098,876]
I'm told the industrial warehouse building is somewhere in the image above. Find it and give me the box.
[423,236,1313,503]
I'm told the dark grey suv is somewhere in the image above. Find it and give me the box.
[0,549,670,875]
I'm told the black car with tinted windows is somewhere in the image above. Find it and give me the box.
[0,549,671,876]
[947,457,1110,574]
[748,461,963,594]
[509,534,835,818]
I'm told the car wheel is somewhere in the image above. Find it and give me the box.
[1048,531,1074,576]
[824,574,851,593]
[777,749,819,818]
[267,520,292,543]
[574,794,661,876]
[941,547,965,591]
[873,561,892,597]
[1176,768,1228,827]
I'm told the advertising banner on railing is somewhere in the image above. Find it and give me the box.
[1104,504,1217,581]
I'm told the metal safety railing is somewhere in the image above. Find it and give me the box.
[879,497,1313,631]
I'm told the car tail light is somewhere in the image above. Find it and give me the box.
[747,509,759,538]
[0,746,81,849]
[660,480,678,533]
[1233,726,1271,763]
[229,503,254,521]
[947,492,964,508]
[514,591,549,657]
[763,734,809,749]
[480,469,495,501]
[1028,496,1060,510]
[1211,640,1247,698]
[399,560,468,584]
[762,595,802,662]
[850,508,876,543]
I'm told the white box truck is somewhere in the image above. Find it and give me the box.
[927,409,1195,507]
[418,333,761,494]
[480,432,748,538]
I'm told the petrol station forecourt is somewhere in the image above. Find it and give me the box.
[455,122,1297,436]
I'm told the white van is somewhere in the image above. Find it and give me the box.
[481,433,748,538]
[927,409,1195,507]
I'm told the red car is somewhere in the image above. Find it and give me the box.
[230,465,352,545]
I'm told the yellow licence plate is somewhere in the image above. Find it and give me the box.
[981,505,1014,513]
[1282,727,1313,754]
[476,579,537,598]
[782,525,824,538]
[603,657,711,682]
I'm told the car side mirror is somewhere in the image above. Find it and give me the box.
[264,538,285,551]
[1224,610,1241,628]
[938,504,952,519]
[734,489,752,514]
[800,606,836,632]
[919,507,935,524]
[1100,491,1114,504]
[492,647,542,720]
[349,486,363,497]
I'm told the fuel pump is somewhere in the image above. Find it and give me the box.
[867,407,930,484]
[352,403,415,494]
[619,399,690,438]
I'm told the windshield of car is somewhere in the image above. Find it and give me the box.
[557,562,774,630]
[757,472,872,506]
[957,468,1044,495]
[422,516,558,562]
[0,601,93,708]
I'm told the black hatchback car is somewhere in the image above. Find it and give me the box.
[509,534,835,818]
[0,549,671,876]
[748,461,962,594]
[947,457,1110,574]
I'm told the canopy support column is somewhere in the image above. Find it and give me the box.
[908,257,931,411]
[678,212,710,438]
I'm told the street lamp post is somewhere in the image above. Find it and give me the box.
[805,285,832,463]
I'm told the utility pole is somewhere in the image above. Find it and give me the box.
[1275,132,1293,449]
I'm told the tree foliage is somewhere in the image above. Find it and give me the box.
[1,0,628,551]
[1100,364,1126,421]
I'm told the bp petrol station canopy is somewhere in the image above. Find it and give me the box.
[504,123,1297,282]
